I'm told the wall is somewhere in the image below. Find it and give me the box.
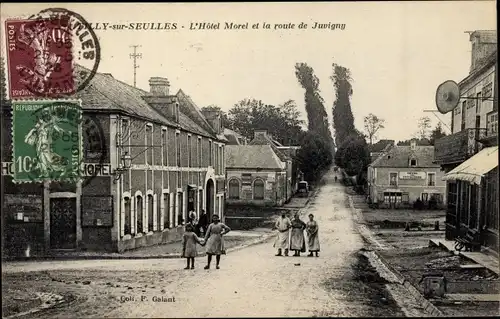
[371,166,447,207]
[1,108,226,254]
[452,65,496,133]
[115,115,225,252]
[226,169,287,206]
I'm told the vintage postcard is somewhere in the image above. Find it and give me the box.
[0,1,498,318]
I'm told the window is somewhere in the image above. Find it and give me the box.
[402,193,409,203]
[219,145,224,175]
[177,171,181,189]
[175,132,181,167]
[409,159,417,167]
[428,173,436,186]
[146,124,153,165]
[162,129,168,166]
[148,194,154,232]
[487,112,498,136]
[163,193,170,229]
[228,179,240,199]
[124,197,131,235]
[461,101,466,131]
[198,190,203,213]
[136,195,143,234]
[187,135,192,168]
[197,137,202,167]
[253,179,265,200]
[485,169,498,230]
[422,192,429,202]
[214,143,218,174]
[178,192,184,225]
[476,92,482,113]
[389,173,398,186]
[221,146,224,172]
[209,140,213,166]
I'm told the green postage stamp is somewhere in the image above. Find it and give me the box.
[12,100,83,183]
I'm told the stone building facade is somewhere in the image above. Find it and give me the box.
[367,140,446,209]
[435,30,498,252]
[2,67,226,255]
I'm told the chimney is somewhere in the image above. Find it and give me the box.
[469,30,497,73]
[142,77,179,122]
[149,77,170,96]
[201,109,222,134]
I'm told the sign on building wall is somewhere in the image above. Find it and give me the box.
[241,173,252,185]
[267,173,275,182]
[2,162,112,177]
[399,172,426,180]
[81,195,113,227]
[3,194,43,222]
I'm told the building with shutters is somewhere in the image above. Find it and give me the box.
[367,139,446,209]
[434,30,498,252]
[2,66,227,255]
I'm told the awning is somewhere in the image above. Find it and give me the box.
[442,146,498,184]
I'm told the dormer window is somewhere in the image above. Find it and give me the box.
[409,158,417,167]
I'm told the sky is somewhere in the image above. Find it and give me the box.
[1,1,497,142]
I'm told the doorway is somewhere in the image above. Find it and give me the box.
[206,179,214,220]
[50,198,77,249]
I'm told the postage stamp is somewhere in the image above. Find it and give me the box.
[5,8,100,99]
[12,99,83,183]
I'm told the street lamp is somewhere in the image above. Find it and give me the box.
[113,151,132,182]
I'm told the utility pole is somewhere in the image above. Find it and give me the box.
[129,45,142,87]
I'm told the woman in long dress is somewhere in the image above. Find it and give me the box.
[204,214,231,269]
[306,214,320,257]
[289,213,306,256]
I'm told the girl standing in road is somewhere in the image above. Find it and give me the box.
[181,224,204,269]
[204,214,231,269]
[306,214,320,257]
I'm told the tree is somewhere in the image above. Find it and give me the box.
[331,63,356,147]
[429,122,448,145]
[295,63,333,146]
[415,116,432,140]
[296,132,333,183]
[226,98,305,145]
[334,131,370,176]
[363,113,385,145]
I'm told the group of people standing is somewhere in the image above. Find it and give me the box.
[274,212,320,257]
[181,210,231,270]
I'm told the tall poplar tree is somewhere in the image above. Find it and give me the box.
[331,63,356,147]
[294,62,333,146]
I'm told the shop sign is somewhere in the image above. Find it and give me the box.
[399,171,426,180]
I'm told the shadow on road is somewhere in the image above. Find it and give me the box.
[322,250,405,317]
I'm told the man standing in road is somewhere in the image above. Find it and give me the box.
[273,212,291,256]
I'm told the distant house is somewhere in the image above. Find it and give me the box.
[225,130,294,206]
[367,139,446,209]
[368,140,395,163]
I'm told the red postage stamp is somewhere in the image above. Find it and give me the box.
[5,17,75,98]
